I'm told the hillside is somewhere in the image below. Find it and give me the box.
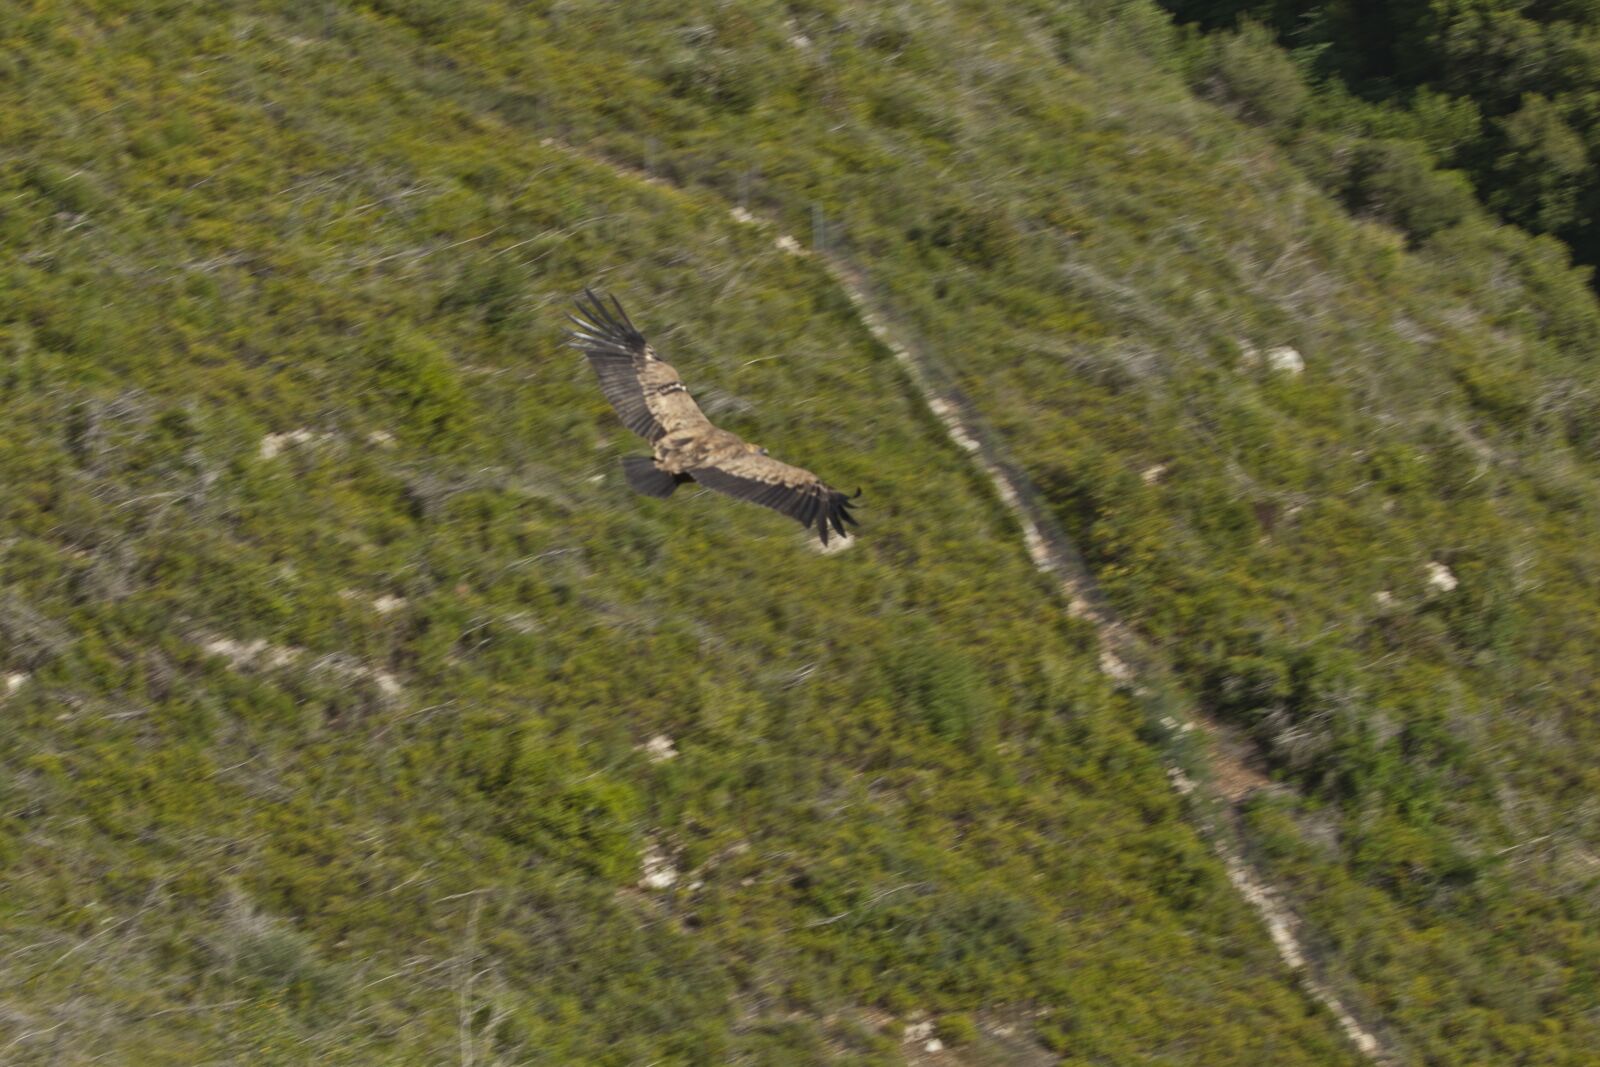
[0,4,1359,1064]
[350,1,1600,1061]
[4,2,1599,1065]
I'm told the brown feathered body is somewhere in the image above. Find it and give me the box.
[566,289,859,543]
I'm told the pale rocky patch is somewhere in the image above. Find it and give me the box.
[1239,341,1305,375]
[1426,561,1458,592]
[1266,345,1305,374]
[340,589,406,615]
[201,637,402,702]
[202,636,302,670]
[808,531,855,555]
[642,734,679,763]
[306,654,408,707]
[1098,647,1135,683]
[639,843,678,890]
[258,428,329,460]
[372,594,407,615]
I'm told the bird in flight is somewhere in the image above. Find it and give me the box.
[567,289,859,544]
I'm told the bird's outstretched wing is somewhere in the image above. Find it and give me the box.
[566,289,709,442]
[691,450,860,545]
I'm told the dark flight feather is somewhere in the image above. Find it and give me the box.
[566,289,670,442]
[622,455,688,498]
[691,466,859,545]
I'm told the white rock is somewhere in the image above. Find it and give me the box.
[203,637,303,670]
[643,734,679,763]
[809,532,854,555]
[372,594,407,615]
[1425,562,1458,592]
[1141,463,1168,484]
[1265,346,1304,374]
[788,32,812,49]
[203,637,263,666]
[729,206,755,224]
[775,234,803,255]
[1372,590,1396,608]
[366,430,397,448]
[4,672,29,695]
[1239,342,1304,375]
[640,845,678,890]
[903,1022,934,1042]
[259,428,324,460]
[924,1038,944,1053]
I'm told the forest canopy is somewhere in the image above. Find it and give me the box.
[1162,0,1600,268]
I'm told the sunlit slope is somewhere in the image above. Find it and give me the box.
[316,1,1600,1063]
[0,6,1360,1064]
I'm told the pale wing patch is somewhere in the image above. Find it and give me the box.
[639,357,713,432]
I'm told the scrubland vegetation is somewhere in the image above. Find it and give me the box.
[3,1,1599,1064]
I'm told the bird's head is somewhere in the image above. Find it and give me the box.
[747,443,769,456]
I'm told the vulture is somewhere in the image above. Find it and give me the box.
[567,289,860,544]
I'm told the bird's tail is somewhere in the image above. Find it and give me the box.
[622,456,683,498]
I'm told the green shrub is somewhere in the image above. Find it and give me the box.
[1344,139,1477,242]
[935,1012,978,1045]
[363,325,470,441]
[1202,21,1308,127]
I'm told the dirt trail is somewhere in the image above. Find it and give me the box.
[822,257,1394,1066]
[545,138,1395,1064]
